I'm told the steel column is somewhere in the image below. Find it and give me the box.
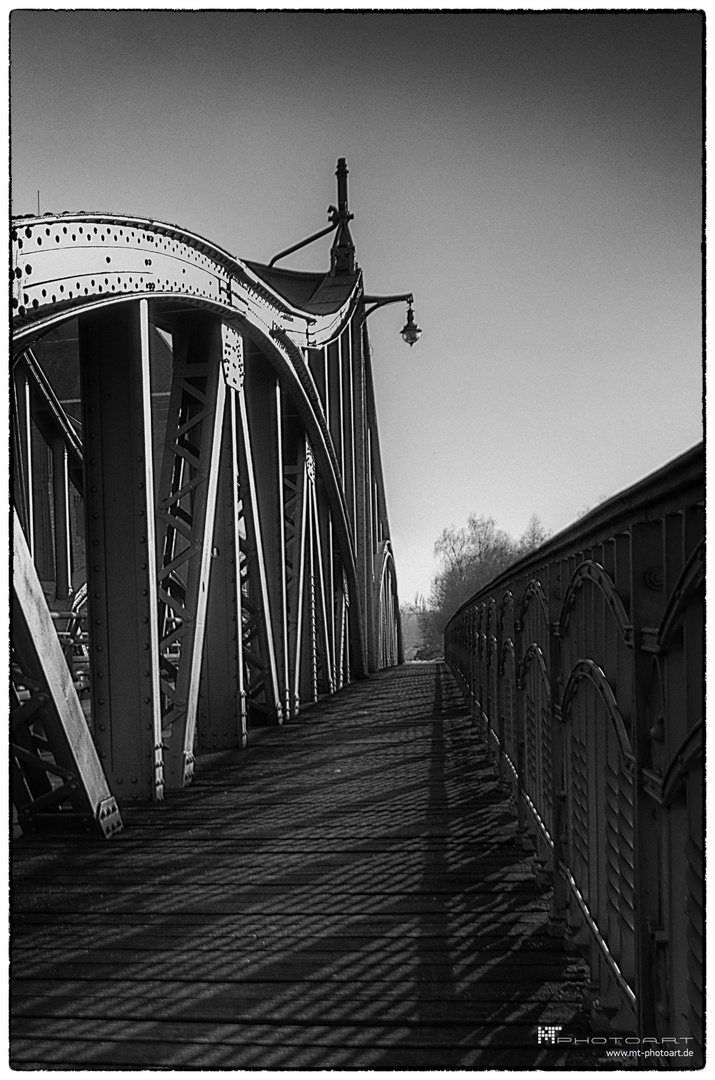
[547,563,567,931]
[343,327,357,533]
[237,371,282,723]
[242,340,286,722]
[77,299,163,802]
[629,519,666,1035]
[198,378,247,751]
[327,339,343,480]
[280,393,309,716]
[351,319,371,674]
[51,439,72,601]
[310,477,335,695]
[12,365,34,554]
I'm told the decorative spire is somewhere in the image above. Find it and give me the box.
[330,158,356,276]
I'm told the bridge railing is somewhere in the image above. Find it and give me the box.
[444,444,703,1060]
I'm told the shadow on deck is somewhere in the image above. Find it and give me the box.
[11,661,602,1069]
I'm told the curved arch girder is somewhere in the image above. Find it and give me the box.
[12,214,360,351]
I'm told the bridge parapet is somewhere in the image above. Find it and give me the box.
[11,161,404,832]
[444,443,704,1061]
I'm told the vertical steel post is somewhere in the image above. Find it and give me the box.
[78,300,163,802]
[306,461,318,702]
[352,318,371,675]
[495,600,507,783]
[281,405,308,716]
[513,597,528,832]
[326,514,337,689]
[198,383,247,751]
[630,519,668,1035]
[52,439,72,602]
[276,382,291,719]
[328,339,343,478]
[548,562,568,931]
[237,379,282,723]
[344,328,357,533]
[242,342,286,721]
[289,446,309,713]
[14,369,35,558]
[311,481,335,694]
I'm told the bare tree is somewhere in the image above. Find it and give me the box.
[418,513,550,654]
[518,513,550,552]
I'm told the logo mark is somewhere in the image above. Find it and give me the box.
[538,1025,563,1045]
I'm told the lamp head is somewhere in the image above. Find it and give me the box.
[400,305,422,347]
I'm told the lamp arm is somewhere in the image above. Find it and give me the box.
[362,293,414,319]
[269,217,339,268]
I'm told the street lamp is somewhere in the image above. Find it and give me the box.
[266,157,421,346]
[363,293,422,347]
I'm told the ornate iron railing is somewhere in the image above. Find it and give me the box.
[444,443,704,1061]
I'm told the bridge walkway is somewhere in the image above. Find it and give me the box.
[11,661,596,1070]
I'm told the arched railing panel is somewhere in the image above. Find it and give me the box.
[376,541,401,671]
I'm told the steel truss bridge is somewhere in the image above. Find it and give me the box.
[10,159,704,1066]
[12,159,401,827]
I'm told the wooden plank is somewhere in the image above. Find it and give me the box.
[12,979,588,1013]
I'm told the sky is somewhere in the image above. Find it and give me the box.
[10,7,704,605]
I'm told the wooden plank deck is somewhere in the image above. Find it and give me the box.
[11,661,597,1070]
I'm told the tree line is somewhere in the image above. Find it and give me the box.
[406,513,549,660]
